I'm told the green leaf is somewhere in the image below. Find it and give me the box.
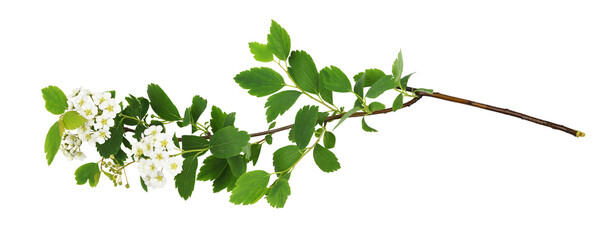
[41,86,68,115]
[223,112,236,128]
[320,66,352,93]
[316,112,329,125]
[353,72,366,99]
[313,145,341,172]
[197,156,227,181]
[96,119,124,158]
[366,75,398,99]
[147,84,181,121]
[273,145,302,172]
[172,133,180,149]
[181,135,209,158]
[140,177,148,192]
[249,143,262,166]
[45,121,61,165]
[267,179,291,208]
[229,170,270,205]
[323,131,336,149]
[400,73,414,89]
[177,107,191,127]
[318,76,334,105]
[210,106,227,133]
[392,94,404,112]
[392,50,404,82]
[123,95,142,121]
[212,167,236,193]
[267,20,291,61]
[248,42,274,62]
[333,107,361,130]
[190,95,207,125]
[209,126,250,158]
[113,149,127,166]
[234,67,285,97]
[174,156,198,200]
[354,69,386,87]
[265,134,273,145]
[415,88,434,94]
[227,155,246,177]
[361,117,378,132]
[287,50,319,94]
[137,97,149,119]
[290,105,319,149]
[264,90,301,123]
[75,162,101,187]
[368,102,386,112]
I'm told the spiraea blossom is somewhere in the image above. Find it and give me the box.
[134,126,183,189]
[59,88,119,160]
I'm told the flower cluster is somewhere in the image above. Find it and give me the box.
[133,126,183,189]
[60,88,120,160]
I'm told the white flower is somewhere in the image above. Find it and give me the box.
[138,159,161,176]
[163,157,183,176]
[69,87,83,98]
[72,94,93,111]
[94,128,111,144]
[150,150,169,164]
[79,102,99,120]
[132,142,145,160]
[154,133,172,150]
[92,91,112,106]
[73,151,86,160]
[94,114,115,130]
[62,149,74,160]
[144,125,163,137]
[141,138,155,157]
[99,99,119,118]
[148,171,167,189]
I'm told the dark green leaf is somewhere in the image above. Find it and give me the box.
[181,135,209,158]
[323,131,336,149]
[227,155,246,177]
[290,105,319,149]
[210,106,227,133]
[248,42,274,62]
[248,144,262,166]
[114,149,127,166]
[354,69,386,87]
[213,167,236,193]
[392,50,404,81]
[316,112,329,125]
[137,97,149,119]
[223,112,236,128]
[264,90,301,123]
[172,133,180,149]
[209,126,250,158]
[400,73,414,89]
[174,156,198,200]
[229,170,270,205]
[318,76,334,104]
[190,95,207,125]
[313,145,341,172]
[197,156,227,181]
[41,86,68,115]
[333,107,361,130]
[392,94,404,112]
[122,137,132,150]
[234,67,285,97]
[368,102,386,112]
[361,117,378,132]
[177,107,191,127]
[265,134,273,145]
[147,84,181,121]
[273,145,302,172]
[267,179,291,208]
[134,124,145,141]
[320,66,352,93]
[96,119,124,158]
[45,121,61,166]
[267,20,291,60]
[75,162,101,187]
[287,50,319,94]
[140,177,148,192]
[366,75,398,99]
[124,95,142,120]
[268,122,276,130]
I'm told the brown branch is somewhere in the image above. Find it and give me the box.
[402,86,584,137]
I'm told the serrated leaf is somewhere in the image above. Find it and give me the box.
[368,102,386,112]
[392,94,404,112]
[323,131,336,149]
[223,112,236,128]
[392,50,404,81]
[210,106,227,133]
[264,90,301,123]
[354,69,386,87]
[313,145,341,172]
[209,126,250,158]
[213,167,236,193]
[230,170,270,205]
[320,66,352,93]
[41,86,68,115]
[190,95,207,132]
[75,162,101,187]
[400,73,414,89]
[181,135,209,158]
[174,156,198,200]
[333,107,361,130]
[290,105,319,149]
[267,179,291,208]
[287,50,319,93]
[124,95,142,121]
[366,75,398,99]
[227,155,246,177]
[267,20,291,61]
[197,156,227,181]
[96,119,124,158]
[248,42,274,62]
[234,67,285,97]
[147,84,181,121]
[361,117,378,132]
[45,121,61,165]
[273,145,302,172]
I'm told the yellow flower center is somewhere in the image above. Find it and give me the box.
[171,163,178,170]
[161,140,168,148]
[107,105,114,112]
[85,109,93,116]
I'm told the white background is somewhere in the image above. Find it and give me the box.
[1,0,606,239]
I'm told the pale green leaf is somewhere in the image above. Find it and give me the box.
[366,75,398,99]
[333,107,361,130]
[273,145,302,172]
[267,179,291,208]
[45,121,61,166]
[392,94,404,112]
[41,86,68,115]
[392,50,404,81]
[267,20,291,60]
[248,42,274,62]
[75,162,100,187]
[229,170,270,205]
[368,102,386,112]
